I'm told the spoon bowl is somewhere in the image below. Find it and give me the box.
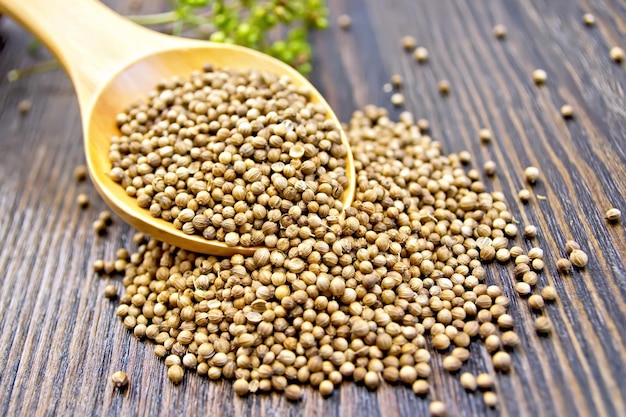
[0,0,355,256]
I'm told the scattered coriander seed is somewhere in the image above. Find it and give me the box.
[429,401,447,417]
[438,80,450,95]
[532,258,545,271]
[605,208,621,223]
[111,371,128,388]
[524,166,540,184]
[383,83,393,93]
[412,379,430,395]
[524,225,537,238]
[479,128,492,143]
[414,46,429,63]
[534,316,552,334]
[518,189,531,203]
[337,14,352,29]
[402,35,417,51]
[492,24,507,39]
[610,46,624,63]
[515,282,532,296]
[459,150,472,164]
[557,258,572,273]
[484,391,498,408]
[104,284,117,299]
[18,99,32,114]
[583,13,595,26]
[93,259,105,273]
[99,210,113,225]
[168,364,184,384]
[532,69,547,85]
[417,118,430,132]
[484,160,497,176]
[93,219,107,235]
[74,165,87,181]
[565,240,580,253]
[476,373,493,390]
[501,331,520,347]
[391,93,405,107]
[285,384,303,401]
[528,247,544,259]
[570,249,589,268]
[541,286,558,301]
[390,74,403,88]
[443,356,463,373]
[460,372,477,391]
[528,294,545,310]
[77,193,89,208]
[492,351,511,372]
[560,104,574,119]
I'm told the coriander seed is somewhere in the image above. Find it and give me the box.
[417,118,430,132]
[18,99,32,114]
[518,189,531,203]
[534,316,552,334]
[438,80,450,95]
[414,47,429,63]
[566,240,581,253]
[412,379,429,395]
[402,35,417,51]
[93,259,105,273]
[541,286,558,301]
[93,219,106,235]
[111,371,128,388]
[492,24,507,39]
[233,379,249,396]
[560,105,574,119]
[476,373,493,390]
[524,225,537,238]
[429,401,447,417]
[285,384,303,401]
[460,372,476,391]
[337,14,352,29]
[532,69,547,85]
[391,93,405,107]
[479,128,492,143]
[104,284,117,299]
[501,331,520,347]
[583,13,595,26]
[570,249,588,268]
[605,208,621,223]
[557,258,572,273]
[168,364,184,384]
[390,74,403,88]
[610,46,624,63]
[483,161,497,176]
[319,380,334,397]
[524,166,540,184]
[74,165,87,181]
[77,193,89,208]
[484,391,498,407]
[492,351,511,372]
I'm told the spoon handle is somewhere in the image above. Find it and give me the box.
[0,0,176,108]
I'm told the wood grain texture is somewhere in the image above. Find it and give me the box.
[0,1,624,416]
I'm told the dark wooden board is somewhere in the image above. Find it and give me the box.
[0,1,624,416]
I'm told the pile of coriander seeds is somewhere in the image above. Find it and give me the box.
[109,102,555,411]
[108,65,349,247]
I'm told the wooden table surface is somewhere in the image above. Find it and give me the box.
[1,1,624,416]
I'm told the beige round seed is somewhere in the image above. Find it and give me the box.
[414,46,429,63]
[74,165,87,181]
[541,286,558,301]
[605,208,621,223]
[484,161,496,176]
[285,384,303,401]
[610,46,624,63]
[583,13,595,26]
[501,331,520,348]
[319,380,334,397]
[460,372,476,391]
[561,104,574,119]
[570,249,588,268]
[438,80,450,95]
[412,379,429,395]
[111,371,128,388]
[402,36,417,51]
[168,365,184,384]
[532,69,547,85]
[479,128,492,143]
[391,93,405,107]
[514,282,531,296]
[429,401,447,417]
[565,240,580,253]
[77,193,89,208]
[443,356,462,373]
[476,373,493,390]
[337,14,352,29]
[535,316,552,334]
[518,188,531,203]
[233,379,249,396]
[484,391,498,407]
[524,166,540,184]
[492,351,512,372]
[557,258,572,273]
[492,24,507,39]
[528,294,545,310]
[104,284,117,299]
[524,225,537,238]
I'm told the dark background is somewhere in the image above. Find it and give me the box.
[0,1,624,416]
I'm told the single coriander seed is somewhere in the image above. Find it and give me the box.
[319,380,334,397]
[583,13,595,26]
[401,35,417,51]
[518,188,531,203]
[337,14,352,29]
[541,286,558,301]
[492,24,507,39]
[391,93,405,107]
[565,240,581,253]
[460,372,477,391]
[528,294,545,310]
[535,316,552,334]
[74,165,87,181]
[285,384,303,401]
[414,46,429,63]
[233,379,249,396]
[493,351,512,372]
[532,69,547,85]
[93,259,105,273]
[484,160,497,176]
[104,284,117,299]
[484,391,498,408]
[417,119,430,132]
[610,46,624,63]
[111,371,128,388]
[429,401,447,417]
[476,373,493,390]
[524,225,537,238]
[412,379,429,395]
[557,258,572,273]
[77,193,90,208]
[93,219,107,235]
[605,208,621,223]
[560,104,574,119]
[390,74,403,88]
[438,80,450,95]
[570,249,588,268]
[479,128,492,143]
[524,166,540,184]
[168,364,184,384]
[18,99,32,114]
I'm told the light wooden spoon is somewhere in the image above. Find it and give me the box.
[0,0,355,256]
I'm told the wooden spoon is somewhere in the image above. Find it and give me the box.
[0,0,355,256]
